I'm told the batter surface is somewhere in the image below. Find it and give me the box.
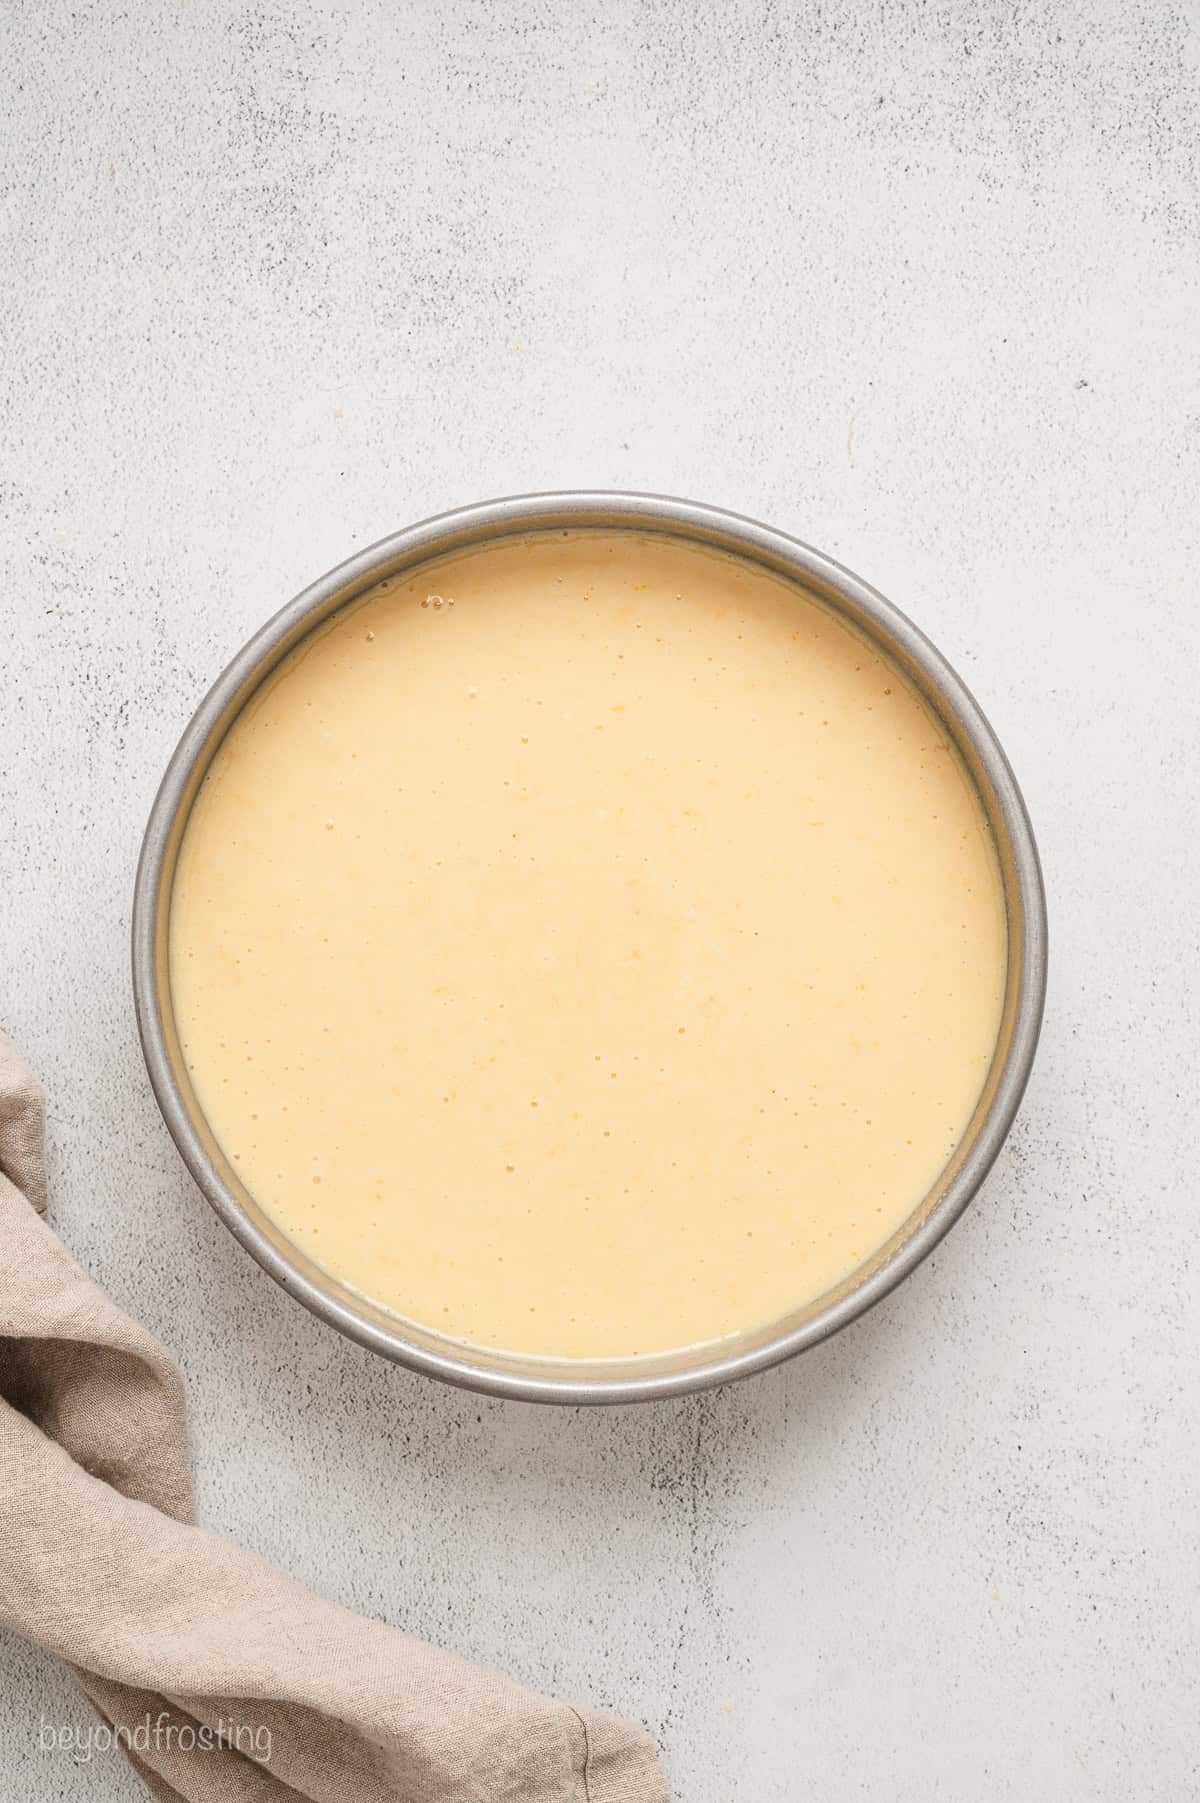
[170,530,1006,1359]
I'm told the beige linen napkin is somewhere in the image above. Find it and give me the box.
[0,1029,668,1803]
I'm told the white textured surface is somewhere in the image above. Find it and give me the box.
[2,3,1198,1798]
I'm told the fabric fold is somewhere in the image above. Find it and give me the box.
[0,1028,668,1803]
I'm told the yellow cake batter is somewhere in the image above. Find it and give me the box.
[170,529,1006,1360]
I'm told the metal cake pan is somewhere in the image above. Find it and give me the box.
[132,492,1047,1403]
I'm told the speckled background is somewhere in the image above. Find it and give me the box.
[2,2,1198,1798]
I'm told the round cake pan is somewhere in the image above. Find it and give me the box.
[132,492,1047,1404]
